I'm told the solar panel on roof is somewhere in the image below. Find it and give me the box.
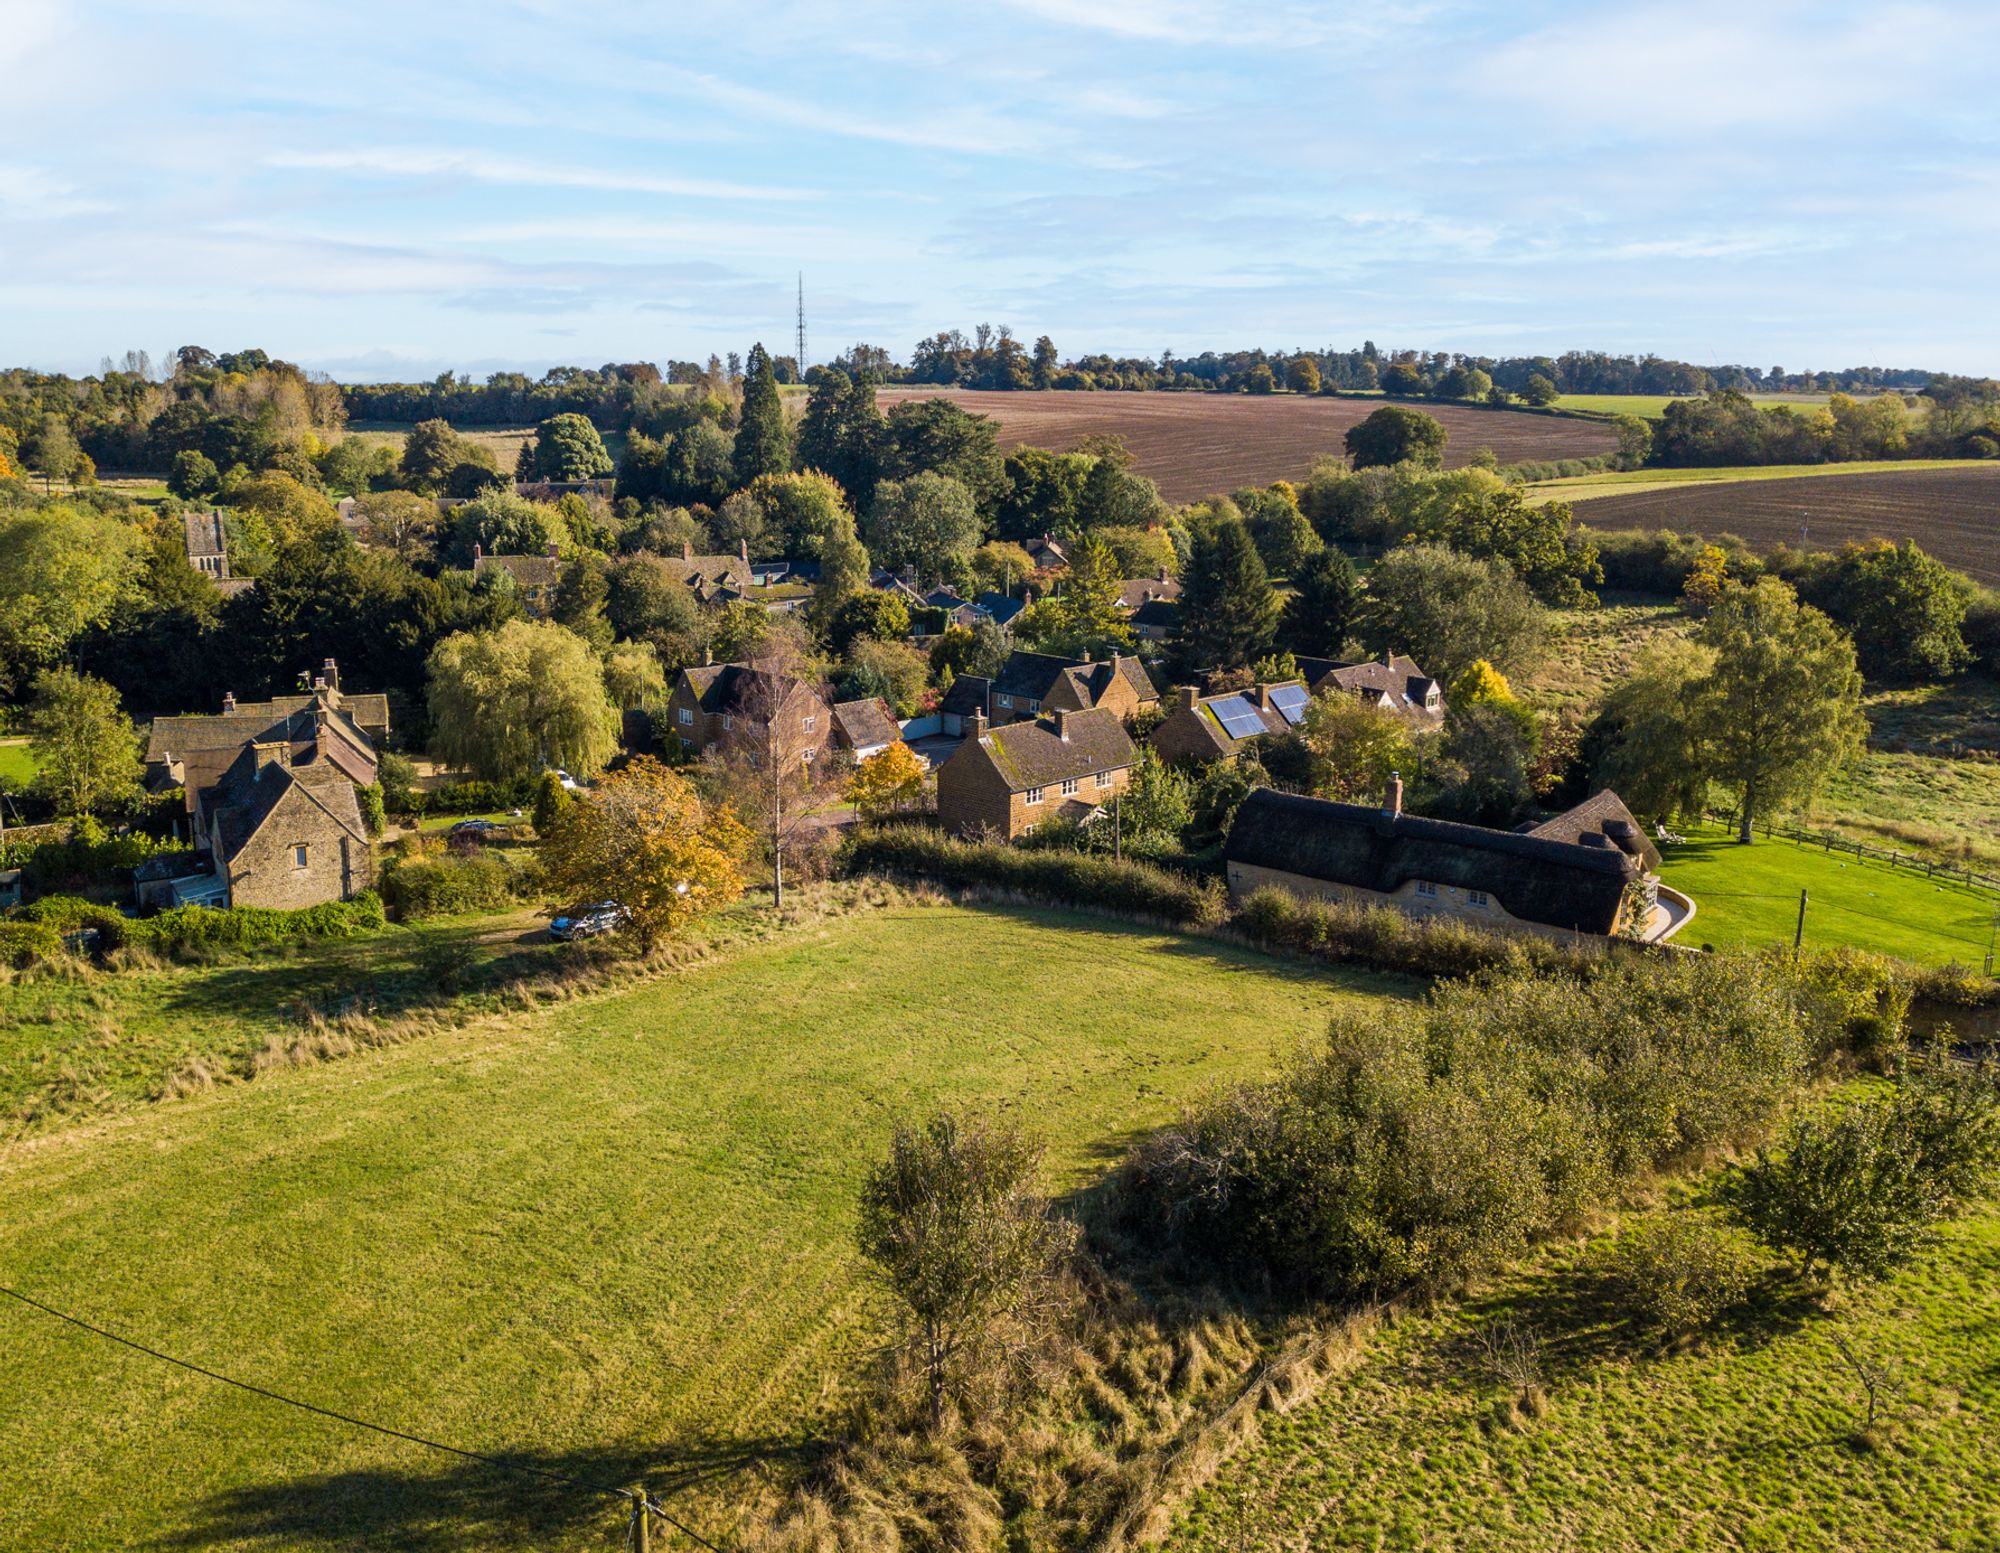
[1270,684,1309,725]
[1208,694,1266,740]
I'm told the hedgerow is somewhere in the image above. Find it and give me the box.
[379,852,534,919]
[131,892,386,954]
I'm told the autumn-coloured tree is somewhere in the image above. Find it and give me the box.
[1448,658,1515,707]
[1297,691,1414,803]
[1679,544,1731,617]
[538,757,746,952]
[849,741,929,820]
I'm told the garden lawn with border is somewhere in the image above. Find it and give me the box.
[0,897,1399,1552]
[1658,823,1997,966]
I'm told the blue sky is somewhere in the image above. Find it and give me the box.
[4,0,1996,380]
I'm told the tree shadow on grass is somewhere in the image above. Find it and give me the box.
[155,1433,805,1553]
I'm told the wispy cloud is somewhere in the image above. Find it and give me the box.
[265,148,817,202]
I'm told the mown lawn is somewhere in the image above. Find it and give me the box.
[1658,823,1997,966]
[0,738,40,789]
[1172,1196,2000,1553]
[0,899,1398,1552]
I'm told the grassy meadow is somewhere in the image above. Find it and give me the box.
[1551,391,1868,419]
[1171,1191,2000,1553]
[1658,823,1997,966]
[0,897,1398,1552]
[1524,457,1973,504]
[339,422,627,476]
[0,738,39,790]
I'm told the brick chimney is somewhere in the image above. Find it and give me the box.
[1384,770,1404,819]
[1054,708,1073,741]
[321,658,339,691]
[683,539,694,562]
[969,709,989,741]
[1159,565,1170,583]
[547,542,560,560]
[1254,683,1274,710]
[1177,684,1199,711]
[1379,648,1394,668]
[251,740,290,779]
[222,691,237,713]
[739,537,750,567]
[473,542,483,560]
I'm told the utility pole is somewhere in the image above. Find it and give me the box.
[1794,888,1808,955]
[1113,790,1122,862]
[795,272,808,374]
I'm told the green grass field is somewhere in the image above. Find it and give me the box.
[0,898,1397,1552]
[1524,458,1972,504]
[1659,824,1997,966]
[1520,598,1689,711]
[340,422,628,477]
[1552,392,1864,420]
[1172,1192,2000,1553]
[0,738,39,790]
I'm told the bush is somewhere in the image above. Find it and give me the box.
[1231,884,1587,981]
[379,853,528,919]
[423,780,526,816]
[131,892,387,955]
[0,920,63,967]
[843,826,1225,927]
[1606,1215,1756,1338]
[17,894,130,951]
[1121,951,1828,1299]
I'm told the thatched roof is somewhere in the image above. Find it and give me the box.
[1224,786,1638,934]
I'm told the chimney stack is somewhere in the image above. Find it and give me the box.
[1160,565,1170,583]
[1177,684,1199,711]
[969,709,988,741]
[251,740,290,779]
[473,542,483,560]
[683,539,694,562]
[321,658,339,691]
[1379,648,1393,668]
[1384,771,1404,819]
[222,691,237,714]
[1254,683,1274,710]
[1054,708,1073,741]
[547,542,560,560]
[739,537,750,567]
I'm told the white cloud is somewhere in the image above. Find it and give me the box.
[264,148,817,202]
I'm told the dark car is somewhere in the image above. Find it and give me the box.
[549,901,628,941]
[449,818,499,836]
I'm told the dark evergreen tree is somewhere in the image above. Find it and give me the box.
[732,342,790,487]
[1172,517,1280,673]
[1280,548,1362,658]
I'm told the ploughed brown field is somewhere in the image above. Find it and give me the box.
[874,388,1619,501]
[1576,465,2000,586]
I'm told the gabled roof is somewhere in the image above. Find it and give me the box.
[1130,598,1178,630]
[1526,789,1662,872]
[833,697,902,752]
[1162,681,1309,757]
[146,687,389,766]
[1117,574,1181,610]
[992,650,1079,702]
[963,708,1136,793]
[183,508,227,561]
[680,662,823,718]
[940,675,990,717]
[1054,655,1159,708]
[976,593,1026,626]
[1224,786,1638,935]
[205,745,370,864]
[1296,652,1444,726]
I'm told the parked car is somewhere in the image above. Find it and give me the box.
[449,818,499,837]
[551,769,583,792]
[549,901,628,941]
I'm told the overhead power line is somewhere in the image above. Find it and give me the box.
[1,1284,728,1553]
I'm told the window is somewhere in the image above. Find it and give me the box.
[801,748,817,764]
[723,714,734,730]
[1414,880,1437,898]
[997,694,1013,708]
[1096,770,1111,789]
[1028,699,1040,712]
[678,707,693,726]
[803,714,816,733]
[1467,890,1489,908]
[292,844,310,869]
[1061,777,1079,797]
[1024,786,1044,805]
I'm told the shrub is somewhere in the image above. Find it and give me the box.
[17,895,130,951]
[843,827,1225,928]
[379,853,526,919]
[1606,1215,1756,1338]
[1122,951,1826,1299]
[0,920,64,967]
[132,892,386,955]
[423,780,525,815]
[1229,880,1585,981]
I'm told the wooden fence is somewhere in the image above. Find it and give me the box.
[1708,813,2000,901]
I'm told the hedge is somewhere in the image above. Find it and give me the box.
[402,780,527,817]
[0,921,63,967]
[132,892,387,954]
[843,827,1227,928]
[380,853,532,919]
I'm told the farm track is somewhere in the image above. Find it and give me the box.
[875,388,1619,501]
[1573,465,2000,584]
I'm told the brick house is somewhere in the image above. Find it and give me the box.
[1293,650,1446,731]
[665,661,833,763]
[1148,680,1310,767]
[937,707,1138,840]
[984,651,1158,727]
[471,543,564,615]
[832,696,903,760]
[1223,782,1686,943]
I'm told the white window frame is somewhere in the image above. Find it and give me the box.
[1414,880,1438,899]
[1467,889,1489,908]
[678,707,694,726]
[1096,770,1111,789]
[997,694,1013,708]
[1061,777,1079,797]
[803,714,816,732]
[1028,698,1040,712]
[723,714,734,730]
[802,747,816,764]
[1023,786,1044,805]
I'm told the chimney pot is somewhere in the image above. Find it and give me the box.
[969,709,988,740]
[1385,771,1404,819]
[222,691,237,713]
[1379,648,1393,667]
[473,542,483,560]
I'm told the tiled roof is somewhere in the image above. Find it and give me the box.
[1130,598,1178,630]
[939,675,990,717]
[1117,575,1181,610]
[1224,786,1638,935]
[992,650,1078,702]
[833,697,902,752]
[972,708,1136,792]
[976,593,1026,626]
[1297,652,1444,726]
[205,746,370,864]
